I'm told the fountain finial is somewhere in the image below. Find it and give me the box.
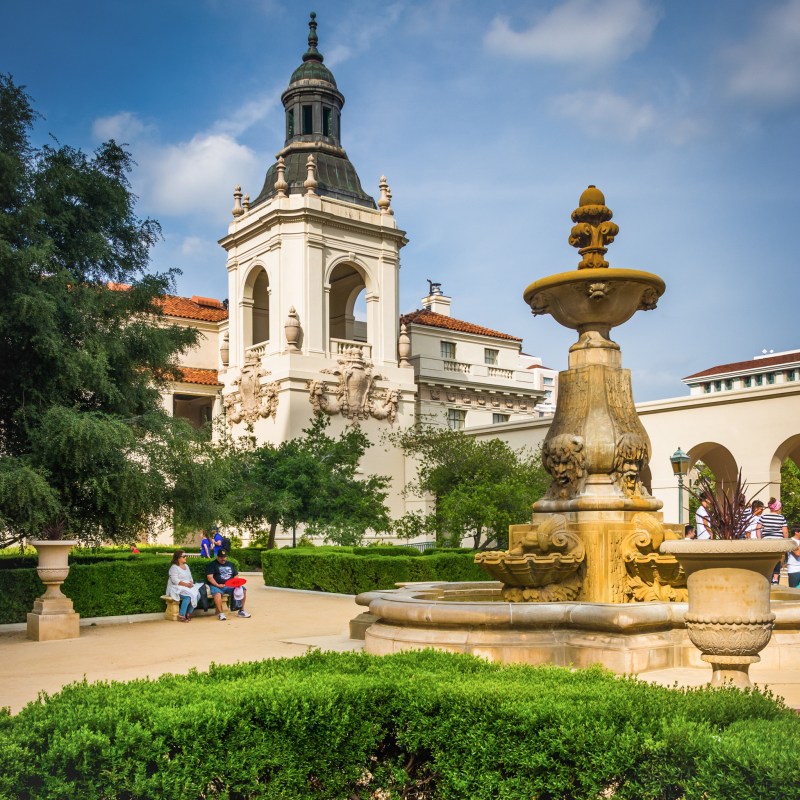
[569,185,619,269]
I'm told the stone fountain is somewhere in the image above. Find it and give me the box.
[354,187,800,676]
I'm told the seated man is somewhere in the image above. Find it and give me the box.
[205,550,251,621]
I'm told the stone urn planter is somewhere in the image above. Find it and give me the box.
[661,539,796,688]
[27,539,80,641]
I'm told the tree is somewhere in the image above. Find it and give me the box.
[223,417,391,547]
[392,426,549,549]
[0,75,204,545]
[781,458,800,529]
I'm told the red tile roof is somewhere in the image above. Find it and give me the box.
[159,295,229,323]
[684,351,800,381]
[177,367,222,386]
[400,310,521,342]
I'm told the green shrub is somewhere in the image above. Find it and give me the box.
[351,545,420,557]
[0,556,238,623]
[262,549,488,593]
[0,650,797,799]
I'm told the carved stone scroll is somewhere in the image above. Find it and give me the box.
[621,514,687,602]
[224,361,279,424]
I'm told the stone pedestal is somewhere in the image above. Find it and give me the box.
[27,602,80,641]
[27,539,80,641]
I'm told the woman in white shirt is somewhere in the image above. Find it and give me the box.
[165,550,201,621]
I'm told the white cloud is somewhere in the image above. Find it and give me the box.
[141,133,260,218]
[179,236,211,257]
[723,0,800,107]
[213,91,281,138]
[484,0,661,66]
[91,111,155,142]
[551,90,657,141]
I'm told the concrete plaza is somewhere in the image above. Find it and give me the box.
[2,576,800,714]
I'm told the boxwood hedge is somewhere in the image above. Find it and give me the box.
[262,549,489,593]
[0,556,238,624]
[0,650,797,799]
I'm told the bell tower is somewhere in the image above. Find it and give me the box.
[218,13,416,507]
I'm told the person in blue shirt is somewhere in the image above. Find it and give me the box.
[212,529,224,556]
[200,532,213,559]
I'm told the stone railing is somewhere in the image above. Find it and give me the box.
[331,338,372,358]
[444,360,472,374]
[488,366,514,379]
[245,340,268,361]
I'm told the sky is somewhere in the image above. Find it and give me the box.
[3,0,800,402]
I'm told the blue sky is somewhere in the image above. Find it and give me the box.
[4,0,799,401]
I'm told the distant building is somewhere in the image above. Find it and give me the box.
[683,349,800,396]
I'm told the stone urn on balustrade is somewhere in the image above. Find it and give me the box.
[661,539,796,688]
[27,538,80,641]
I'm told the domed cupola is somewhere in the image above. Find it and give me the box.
[253,12,376,208]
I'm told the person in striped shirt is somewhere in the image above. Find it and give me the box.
[757,498,789,585]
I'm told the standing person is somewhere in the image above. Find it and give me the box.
[684,524,696,539]
[757,498,789,585]
[787,526,800,589]
[165,550,201,622]
[212,528,224,557]
[200,531,213,559]
[205,551,251,621]
[695,493,713,540]
[744,500,765,540]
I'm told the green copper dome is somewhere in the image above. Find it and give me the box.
[252,12,375,210]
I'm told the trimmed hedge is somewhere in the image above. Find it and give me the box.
[0,556,238,624]
[1,650,798,799]
[262,549,489,594]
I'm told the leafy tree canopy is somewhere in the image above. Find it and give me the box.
[0,75,203,545]
[391,426,549,549]
[223,416,391,548]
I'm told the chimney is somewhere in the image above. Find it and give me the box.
[421,280,452,317]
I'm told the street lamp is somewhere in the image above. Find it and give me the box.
[670,447,691,525]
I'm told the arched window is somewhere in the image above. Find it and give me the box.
[242,266,270,357]
[328,263,368,355]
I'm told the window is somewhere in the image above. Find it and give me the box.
[744,376,752,387]
[493,413,509,424]
[725,379,733,390]
[323,107,331,137]
[484,348,499,365]
[447,408,466,430]
[755,374,763,386]
[302,105,313,135]
[703,383,710,394]
[767,372,776,385]
[788,370,797,381]
[287,109,294,137]
[543,377,554,385]
[441,341,456,360]
[714,380,722,391]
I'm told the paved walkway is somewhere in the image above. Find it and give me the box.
[2,576,799,714]
[0,577,361,714]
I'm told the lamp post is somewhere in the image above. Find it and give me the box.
[670,447,691,525]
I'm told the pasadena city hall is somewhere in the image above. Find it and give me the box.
[158,14,800,546]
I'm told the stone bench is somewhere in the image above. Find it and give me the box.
[161,587,230,621]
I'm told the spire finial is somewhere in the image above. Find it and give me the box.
[232,185,243,218]
[274,156,288,199]
[304,154,318,196]
[303,11,323,63]
[568,185,618,269]
[378,176,393,215]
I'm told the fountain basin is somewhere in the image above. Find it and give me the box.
[523,268,665,340]
[355,581,800,675]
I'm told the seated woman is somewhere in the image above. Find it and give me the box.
[165,550,201,622]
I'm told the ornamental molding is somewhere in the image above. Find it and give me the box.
[223,360,279,425]
[307,346,399,424]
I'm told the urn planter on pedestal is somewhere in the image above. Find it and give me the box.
[660,539,796,688]
[27,539,80,641]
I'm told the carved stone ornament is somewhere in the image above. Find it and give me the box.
[475,515,585,602]
[621,514,687,603]
[611,432,650,499]
[542,433,586,499]
[284,306,302,353]
[224,361,279,424]
[568,185,619,270]
[307,347,399,424]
